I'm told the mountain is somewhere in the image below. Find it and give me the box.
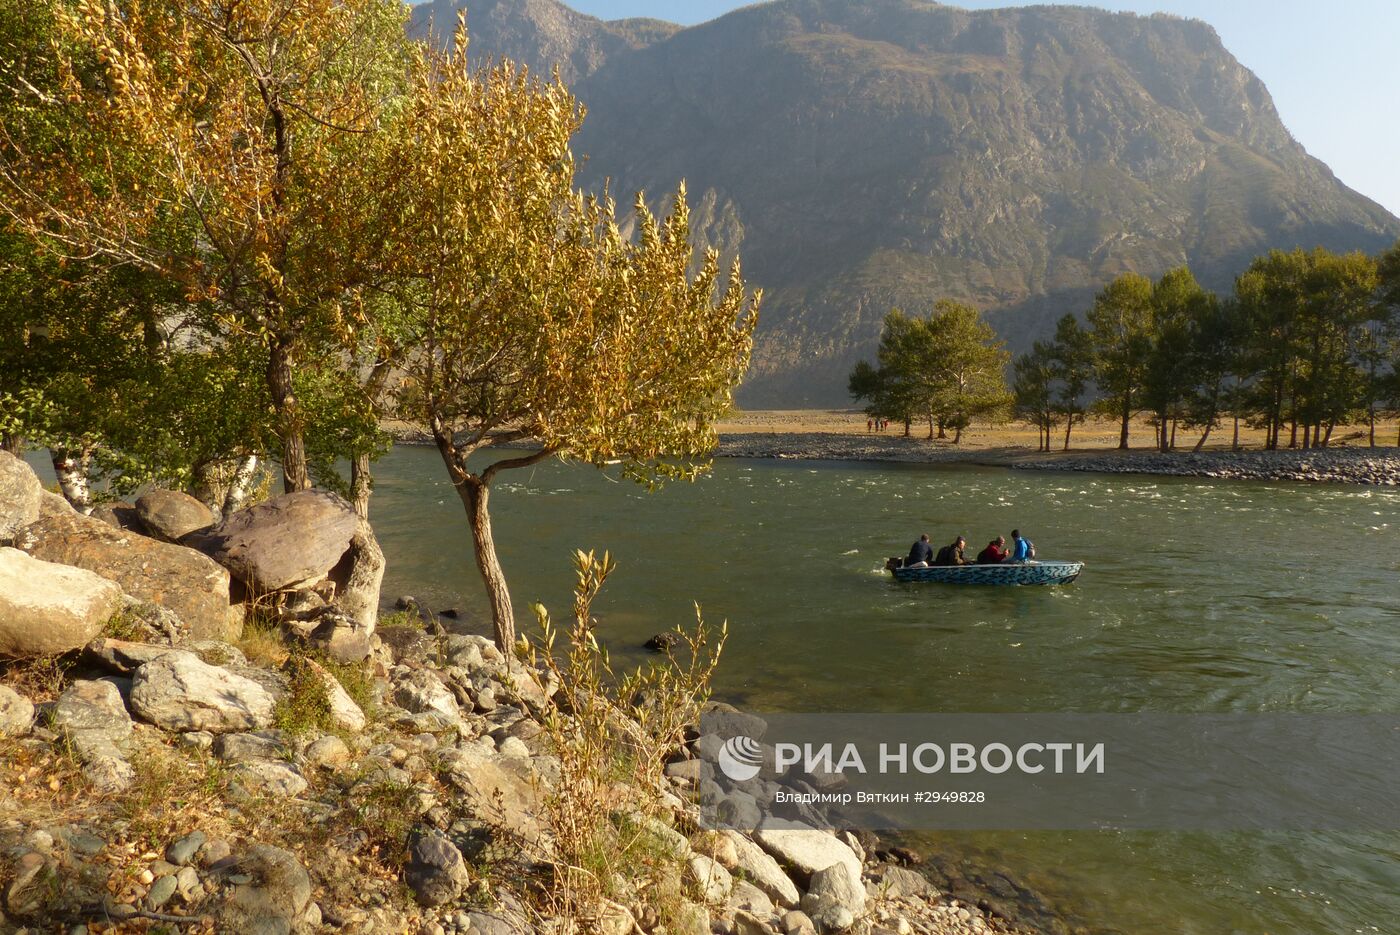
[407,0,677,85]
[410,0,1400,407]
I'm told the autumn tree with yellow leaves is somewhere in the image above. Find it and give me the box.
[382,29,760,651]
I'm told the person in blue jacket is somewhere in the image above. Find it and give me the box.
[1008,529,1035,562]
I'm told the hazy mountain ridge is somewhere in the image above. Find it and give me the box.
[412,0,1400,406]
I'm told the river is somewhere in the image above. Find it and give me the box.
[369,445,1400,935]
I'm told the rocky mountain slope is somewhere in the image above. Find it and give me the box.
[410,0,1400,406]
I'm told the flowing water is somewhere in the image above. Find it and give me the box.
[369,445,1400,934]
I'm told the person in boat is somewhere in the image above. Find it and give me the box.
[907,533,934,568]
[1007,529,1035,563]
[934,536,969,566]
[976,536,1008,564]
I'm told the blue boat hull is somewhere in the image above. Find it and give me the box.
[890,560,1083,586]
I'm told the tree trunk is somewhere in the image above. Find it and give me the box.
[351,451,372,519]
[267,340,310,493]
[1369,405,1376,447]
[223,455,261,515]
[1232,415,1240,451]
[1170,419,1177,451]
[1119,401,1131,450]
[50,448,93,514]
[1194,423,1213,452]
[953,424,963,444]
[1157,416,1169,453]
[1322,422,1334,447]
[1302,423,1311,450]
[458,478,516,652]
[1288,419,1297,449]
[902,419,911,437]
[936,420,947,440]
[1063,416,1074,451]
[0,434,20,456]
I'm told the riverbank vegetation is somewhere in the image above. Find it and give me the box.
[0,0,758,652]
[1011,248,1400,453]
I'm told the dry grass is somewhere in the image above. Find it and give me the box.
[717,409,1400,452]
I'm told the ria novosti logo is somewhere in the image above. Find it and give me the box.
[717,735,764,782]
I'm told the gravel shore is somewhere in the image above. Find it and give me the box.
[714,432,1400,485]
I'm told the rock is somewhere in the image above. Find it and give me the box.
[781,909,819,935]
[723,831,801,907]
[83,638,176,674]
[754,826,862,890]
[0,685,35,737]
[644,631,681,652]
[497,735,530,758]
[729,880,775,915]
[0,451,42,543]
[304,734,351,770]
[215,731,290,763]
[16,510,242,642]
[194,489,359,592]
[460,910,531,935]
[673,901,710,935]
[6,851,53,916]
[439,745,548,846]
[130,651,275,733]
[866,865,933,900]
[90,501,145,532]
[393,670,460,721]
[199,839,232,868]
[167,831,207,867]
[800,863,866,931]
[229,760,308,798]
[217,844,315,933]
[0,547,122,656]
[702,701,769,741]
[377,625,437,666]
[136,489,215,542]
[405,829,471,907]
[733,910,774,935]
[51,679,132,742]
[294,609,374,664]
[688,853,734,903]
[304,658,366,732]
[146,873,179,909]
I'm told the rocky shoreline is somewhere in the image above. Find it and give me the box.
[712,432,1400,486]
[0,450,1038,935]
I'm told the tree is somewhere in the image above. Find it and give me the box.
[1012,342,1059,452]
[384,36,759,651]
[848,310,925,437]
[1049,314,1094,450]
[1087,273,1155,449]
[923,300,1012,443]
[1143,267,1215,452]
[1,0,413,494]
[1180,297,1245,451]
[1377,242,1400,445]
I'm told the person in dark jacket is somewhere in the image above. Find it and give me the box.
[976,536,1008,564]
[934,536,968,566]
[907,534,934,567]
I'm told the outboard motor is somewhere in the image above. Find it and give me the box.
[885,556,905,571]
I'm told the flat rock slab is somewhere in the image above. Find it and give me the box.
[51,679,133,743]
[195,489,359,592]
[84,638,177,675]
[0,451,42,543]
[0,547,122,656]
[723,831,801,907]
[753,825,862,889]
[136,489,214,542]
[17,510,241,643]
[130,651,275,733]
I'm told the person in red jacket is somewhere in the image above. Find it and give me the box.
[976,536,1009,564]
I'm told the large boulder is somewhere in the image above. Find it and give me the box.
[405,829,471,907]
[0,451,42,543]
[130,651,275,733]
[0,547,122,656]
[50,679,136,792]
[753,825,862,891]
[194,490,359,592]
[16,510,242,642]
[217,844,317,934]
[135,489,214,542]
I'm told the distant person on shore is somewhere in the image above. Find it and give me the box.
[934,536,968,566]
[907,533,934,567]
[1008,529,1035,562]
[867,418,873,433]
[977,536,1008,564]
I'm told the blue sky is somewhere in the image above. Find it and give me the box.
[545,0,1400,217]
